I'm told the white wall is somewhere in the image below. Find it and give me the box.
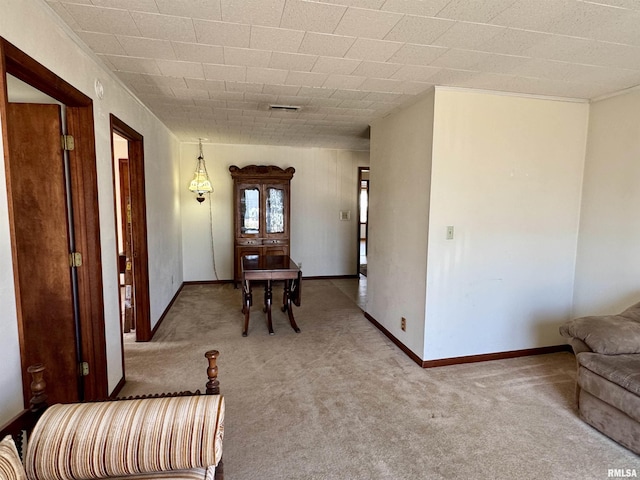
[573,89,640,317]
[425,89,589,360]
[181,143,369,281]
[0,0,182,423]
[368,90,435,358]
[368,88,590,362]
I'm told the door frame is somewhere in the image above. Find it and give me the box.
[357,167,369,276]
[110,115,151,343]
[0,37,108,401]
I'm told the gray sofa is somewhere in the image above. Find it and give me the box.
[560,302,640,455]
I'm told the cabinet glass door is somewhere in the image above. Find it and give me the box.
[266,187,285,234]
[240,188,260,234]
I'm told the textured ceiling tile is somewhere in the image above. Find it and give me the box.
[470,53,530,75]
[331,89,370,99]
[380,0,451,16]
[323,74,367,89]
[263,84,302,95]
[312,0,385,8]
[384,15,454,44]
[250,26,305,52]
[156,59,205,78]
[426,68,479,86]
[344,38,403,61]
[140,74,189,88]
[567,40,640,70]
[117,36,176,59]
[225,80,263,91]
[334,7,402,39]
[172,42,224,63]
[285,71,329,87]
[475,28,551,56]
[47,2,81,29]
[545,1,628,39]
[171,87,210,99]
[400,81,433,94]
[63,4,140,35]
[586,9,640,46]
[489,0,576,32]
[359,77,405,92]
[91,0,158,13]
[431,49,491,69]
[352,60,402,78]
[510,58,573,81]
[298,32,357,56]
[101,54,161,74]
[269,52,318,72]
[184,78,226,91]
[298,86,336,97]
[131,12,196,42]
[203,63,247,82]
[224,47,272,67]
[76,31,126,55]
[388,43,447,66]
[523,35,593,63]
[220,0,284,27]
[312,56,361,75]
[280,0,347,33]
[391,64,441,82]
[194,19,251,47]
[433,22,505,49]
[436,0,517,23]
[246,66,289,84]
[155,0,221,20]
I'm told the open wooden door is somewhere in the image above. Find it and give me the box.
[6,103,81,404]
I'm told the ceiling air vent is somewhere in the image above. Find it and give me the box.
[269,104,301,112]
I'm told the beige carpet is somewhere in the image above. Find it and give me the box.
[120,280,639,479]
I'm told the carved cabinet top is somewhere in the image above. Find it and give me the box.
[229,165,295,180]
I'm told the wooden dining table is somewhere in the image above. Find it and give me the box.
[241,255,302,336]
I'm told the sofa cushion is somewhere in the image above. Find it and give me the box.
[578,352,640,396]
[0,435,26,480]
[560,311,640,355]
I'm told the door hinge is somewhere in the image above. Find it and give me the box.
[80,361,89,376]
[61,134,75,151]
[69,252,83,267]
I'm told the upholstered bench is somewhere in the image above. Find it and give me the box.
[0,350,225,480]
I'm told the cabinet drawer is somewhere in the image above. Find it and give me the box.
[262,238,287,245]
[237,238,262,246]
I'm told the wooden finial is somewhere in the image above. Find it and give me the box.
[205,350,220,395]
[27,363,47,413]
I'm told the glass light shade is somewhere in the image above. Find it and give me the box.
[188,156,213,202]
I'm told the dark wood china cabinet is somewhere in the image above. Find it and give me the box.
[229,165,295,284]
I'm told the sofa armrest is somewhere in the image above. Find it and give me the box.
[25,394,224,480]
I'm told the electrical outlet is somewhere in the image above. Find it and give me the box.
[401,317,406,331]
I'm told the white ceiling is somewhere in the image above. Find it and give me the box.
[46,0,640,150]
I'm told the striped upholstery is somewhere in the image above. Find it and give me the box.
[25,395,224,480]
[108,467,212,480]
[0,435,27,480]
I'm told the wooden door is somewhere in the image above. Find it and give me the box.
[118,158,134,332]
[7,103,80,405]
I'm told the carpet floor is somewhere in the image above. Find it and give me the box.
[120,280,639,479]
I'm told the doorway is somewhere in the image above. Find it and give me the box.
[357,168,369,277]
[1,37,108,403]
[110,116,151,345]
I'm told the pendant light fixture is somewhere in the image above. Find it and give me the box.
[188,138,213,203]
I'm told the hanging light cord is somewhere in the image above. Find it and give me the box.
[208,193,219,281]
